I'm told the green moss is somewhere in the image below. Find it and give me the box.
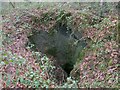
[117,22,120,43]
[40,12,54,24]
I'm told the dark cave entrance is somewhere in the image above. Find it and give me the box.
[27,21,87,77]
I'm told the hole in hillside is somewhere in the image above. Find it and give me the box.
[27,21,87,82]
[62,62,75,77]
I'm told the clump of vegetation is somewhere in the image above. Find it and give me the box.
[1,45,57,88]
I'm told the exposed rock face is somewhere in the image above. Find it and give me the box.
[28,24,86,76]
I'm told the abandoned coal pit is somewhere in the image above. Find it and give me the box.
[27,16,87,82]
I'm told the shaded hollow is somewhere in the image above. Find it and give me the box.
[28,22,87,77]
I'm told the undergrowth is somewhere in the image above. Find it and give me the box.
[0,2,119,88]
